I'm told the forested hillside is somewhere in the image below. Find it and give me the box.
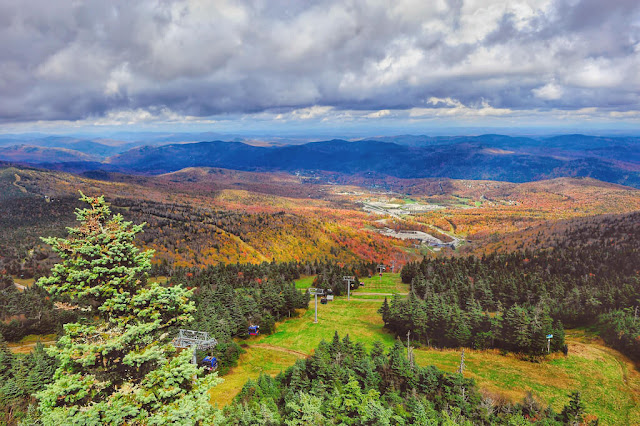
[8,134,636,188]
[390,212,640,359]
[0,166,413,278]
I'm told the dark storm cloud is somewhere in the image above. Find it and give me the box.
[1,0,639,125]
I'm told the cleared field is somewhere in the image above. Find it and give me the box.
[208,345,304,408]
[257,299,396,353]
[294,275,315,289]
[209,294,397,406]
[355,272,408,294]
[209,273,640,424]
[10,276,35,291]
[413,330,640,425]
[7,333,57,354]
[149,275,170,284]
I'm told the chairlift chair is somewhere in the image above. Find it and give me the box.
[201,356,218,372]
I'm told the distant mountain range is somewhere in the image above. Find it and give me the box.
[1,134,639,187]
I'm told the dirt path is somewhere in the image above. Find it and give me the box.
[250,343,308,358]
[8,339,57,354]
[12,173,28,193]
[354,292,408,296]
[349,298,391,302]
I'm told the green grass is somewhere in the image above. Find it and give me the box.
[11,276,35,288]
[7,333,57,354]
[349,294,390,300]
[258,299,395,354]
[295,273,408,296]
[149,275,170,284]
[354,272,408,294]
[412,330,640,425]
[209,346,303,407]
[208,275,640,424]
[209,297,395,406]
[294,275,316,289]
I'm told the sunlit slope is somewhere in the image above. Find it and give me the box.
[0,165,416,271]
[209,274,640,424]
[2,164,639,273]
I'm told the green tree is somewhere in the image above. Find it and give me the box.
[36,193,221,425]
[559,391,586,425]
[379,297,390,326]
[0,333,13,380]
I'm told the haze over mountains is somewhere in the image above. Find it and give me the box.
[1,133,639,188]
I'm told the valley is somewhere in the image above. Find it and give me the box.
[1,159,640,425]
[2,163,639,278]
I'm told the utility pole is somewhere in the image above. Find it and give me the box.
[377,264,385,281]
[343,276,355,301]
[406,330,415,368]
[309,288,324,323]
[635,306,638,323]
[457,349,465,374]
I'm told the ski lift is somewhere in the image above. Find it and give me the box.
[201,356,218,372]
[248,325,260,336]
[172,329,218,366]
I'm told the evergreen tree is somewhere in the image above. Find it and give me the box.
[36,194,221,425]
[378,297,390,325]
[559,391,586,425]
[0,333,13,380]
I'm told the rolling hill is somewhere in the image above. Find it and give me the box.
[102,136,640,187]
[0,133,639,187]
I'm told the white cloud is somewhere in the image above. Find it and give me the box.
[290,106,334,120]
[366,109,391,118]
[410,98,513,117]
[533,83,563,100]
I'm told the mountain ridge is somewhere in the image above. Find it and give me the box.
[1,134,639,187]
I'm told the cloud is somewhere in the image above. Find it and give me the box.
[410,98,514,117]
[1,0,640,129]
[533,83,563,100]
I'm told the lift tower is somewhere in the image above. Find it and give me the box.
[172,329,218,365]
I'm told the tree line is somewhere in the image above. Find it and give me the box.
[394,213,639,357]
[380,294,565,355]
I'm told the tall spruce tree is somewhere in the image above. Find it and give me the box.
[36,193,221,425]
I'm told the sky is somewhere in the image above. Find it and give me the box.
[1,0,640,136]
